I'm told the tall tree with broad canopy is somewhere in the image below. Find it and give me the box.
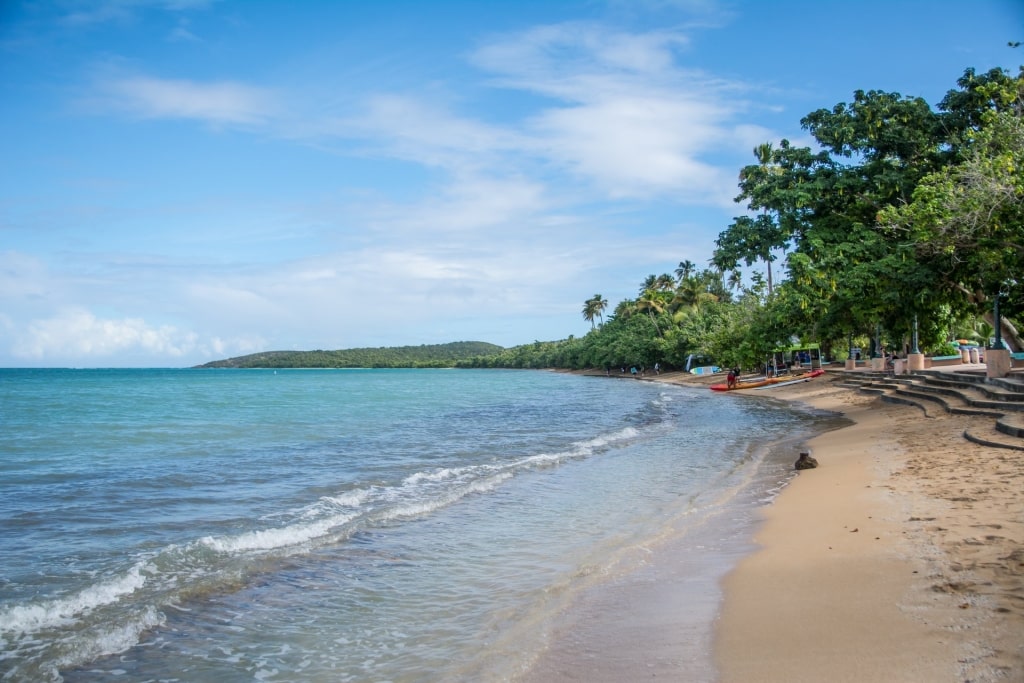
[880,67,1024,349]
[713,143,791,297]
[713,66,1022,351]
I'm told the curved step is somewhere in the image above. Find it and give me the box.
[830,375,1024,448]
[893,388,954,413]
[963,428,1024,452]
[995,413,1024,439]
[880,393,935,417]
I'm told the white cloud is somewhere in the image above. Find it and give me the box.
[91,74,276,125]
[468,22,753,204]
[329,94,524,173]
[8,307,268,365]
[12,308,196,360]
[472,22,689,100]
[78,19,759,208]
[528,96,733,200]
[361,174,552,234]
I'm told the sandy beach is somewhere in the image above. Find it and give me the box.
[529,370,1024,682]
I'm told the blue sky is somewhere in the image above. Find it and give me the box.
[1,0,1020,367]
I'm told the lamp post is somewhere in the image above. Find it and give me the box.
[992,292,1006,350]
[911,315,920,355]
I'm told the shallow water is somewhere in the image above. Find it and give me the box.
[0,368,840,681]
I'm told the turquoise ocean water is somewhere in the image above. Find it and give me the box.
[0,368,839,682]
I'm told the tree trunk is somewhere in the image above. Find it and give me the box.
[982,312,1023,352]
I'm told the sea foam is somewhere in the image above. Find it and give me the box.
[0,561,150,636]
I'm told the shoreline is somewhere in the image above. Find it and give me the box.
[535,369,1023,681]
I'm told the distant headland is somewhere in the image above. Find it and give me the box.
[195,341,504,369]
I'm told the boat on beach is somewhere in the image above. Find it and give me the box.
[709,368,825,392]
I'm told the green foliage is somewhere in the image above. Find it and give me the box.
[711,64,1024,356]
[930,341,962,357]
[460,267,744,371]
[197,342,504,368]
[880,67,1024,319]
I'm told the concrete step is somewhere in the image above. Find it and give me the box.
[917,370,1024,394]
[963,425,1024,451]
[898,380,1024,412]
[879,393,938,417]
[835,371,1024,450]
[995,413,1024,439]
[915,375,1024,402]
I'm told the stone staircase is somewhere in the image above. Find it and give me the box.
[832,369,1024,451]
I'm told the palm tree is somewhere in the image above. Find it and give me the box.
[671,280,719,316]
[671,279,699,310]
[582,298,598,329]
[655,273,676,291]
[754,141,773,168]
[675,260,696,284]
[582,294,608,329]
[753,142,780,296]
[592,294,608,326]
[636,289,666,335]
[614,299,636,320]
[639,274,658,295]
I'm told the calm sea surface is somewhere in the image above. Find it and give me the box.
[0,368,839,682]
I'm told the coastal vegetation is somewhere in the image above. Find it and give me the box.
[197,342,503,368]
[201,63,1022,373]
[461,63,1024,372]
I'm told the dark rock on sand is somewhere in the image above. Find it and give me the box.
[795,450,818,470]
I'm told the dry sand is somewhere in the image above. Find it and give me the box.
[715,375,1024,682]
[533,370,1024,682]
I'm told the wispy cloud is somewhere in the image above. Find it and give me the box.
[469,22,751,203]
[79,19,758,205]
[167,17,200,43]
[59,0,217,27]
[88,74,276,125]
[334,94,525,172]
[472,22,692,96]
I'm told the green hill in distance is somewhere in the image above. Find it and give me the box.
[195,341,505,369]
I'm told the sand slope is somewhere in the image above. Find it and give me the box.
[715,379,1024,682]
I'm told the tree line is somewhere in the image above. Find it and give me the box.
[197,342,504,368]
[460,62,1024,372]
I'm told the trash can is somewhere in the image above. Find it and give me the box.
[969,347,979,363]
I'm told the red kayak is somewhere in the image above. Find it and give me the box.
[710,369,824,391]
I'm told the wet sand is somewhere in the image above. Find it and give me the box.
[527,370,1023,682]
